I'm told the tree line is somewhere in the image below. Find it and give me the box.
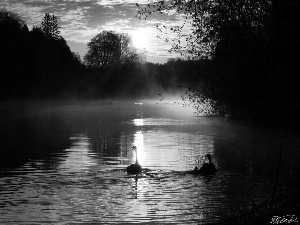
[0,9,85,99]
[1,1,299,123]
[0,8,193,100]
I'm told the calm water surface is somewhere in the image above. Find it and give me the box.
[0,101,299,224]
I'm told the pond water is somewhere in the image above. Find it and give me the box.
[0,101,299,224]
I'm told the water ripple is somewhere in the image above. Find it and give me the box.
[1,102,296,224]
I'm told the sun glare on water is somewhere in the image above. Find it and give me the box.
[131,29,148,49]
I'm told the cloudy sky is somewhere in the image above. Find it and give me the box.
[2,0,187,63]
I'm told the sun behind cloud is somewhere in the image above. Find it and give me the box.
[131,29,149,49]
[2,0,179,63]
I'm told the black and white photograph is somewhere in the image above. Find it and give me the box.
[0,0,299,224]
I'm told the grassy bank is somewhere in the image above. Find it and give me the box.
[217,187,300,225]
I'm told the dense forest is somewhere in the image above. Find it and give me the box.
[1,1,300,123]
[0,9,84,99]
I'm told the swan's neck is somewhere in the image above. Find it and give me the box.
[135,151,138,164]
[208,158,211,164]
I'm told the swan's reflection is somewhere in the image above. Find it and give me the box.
[133,175,138,199]
[131,119,147,199]
[129,174,150,200]
[59,134,96,172]
[133,131,145,164]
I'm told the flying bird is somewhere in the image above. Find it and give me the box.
[158,93,164,101]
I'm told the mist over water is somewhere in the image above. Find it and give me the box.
[0,100,299,224]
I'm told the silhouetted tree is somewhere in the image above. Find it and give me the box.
[0,8,32,99]
[138,0,300,120]
[0,7,26,28]
[50,14,60,39]
[118,33,145,64]
[41,13,51,38]
[0,8,89,99]
[84,31,120,69]
[41,13,60,39]
[138,0,272,59]
[84,31,142,69]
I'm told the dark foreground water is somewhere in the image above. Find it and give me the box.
[0,101,299,224]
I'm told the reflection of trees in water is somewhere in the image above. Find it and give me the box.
[88,121,135,160]
[0,113,72,170]
[213,125,300,185]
